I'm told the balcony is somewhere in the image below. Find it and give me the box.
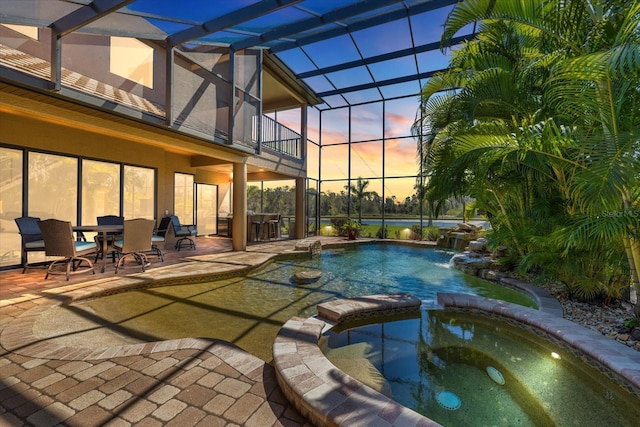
[0,43,302,161]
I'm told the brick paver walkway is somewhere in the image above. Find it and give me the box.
[1,236,317,426]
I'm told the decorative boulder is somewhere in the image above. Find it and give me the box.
[294,239,322,255]
[468,238,487,253]
[293,270,322,284]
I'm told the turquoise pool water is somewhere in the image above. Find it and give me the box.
[39,243,535,361]
[295,244,534,307]
[322,309,640,426]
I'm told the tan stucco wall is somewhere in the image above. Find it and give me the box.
[1,110,232,220]
[1,80,308,243]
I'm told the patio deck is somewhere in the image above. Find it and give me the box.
[0,236,320,426]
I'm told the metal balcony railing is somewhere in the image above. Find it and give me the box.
[260,115,302,159]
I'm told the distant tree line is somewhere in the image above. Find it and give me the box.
[247,179,470,220]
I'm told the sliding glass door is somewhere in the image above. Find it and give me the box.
[196,183,217,236]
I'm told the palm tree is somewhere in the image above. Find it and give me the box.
[345,177,372,224]
[413,0,640,311]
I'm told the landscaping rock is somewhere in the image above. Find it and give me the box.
[293,270,322,284]
[294,239,322,255]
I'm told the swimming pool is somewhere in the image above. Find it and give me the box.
[321,308,640,426]
[33,243,535,362]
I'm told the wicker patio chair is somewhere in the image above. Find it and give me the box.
[113,218,155,273]
[37,219,97,280]
[14,216,46,273]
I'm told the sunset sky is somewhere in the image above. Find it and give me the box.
[269,94,425,199]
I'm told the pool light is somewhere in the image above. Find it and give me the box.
[436,390,461,410]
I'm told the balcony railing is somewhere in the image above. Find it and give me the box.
[260,115,301,159]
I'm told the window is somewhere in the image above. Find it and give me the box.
[29,152,78,222]
[110,36,154,88]
[174,173,194,224]
[124,165,155,219]
[0,147,157,270]
[196,183,217,235]
[82,159,121,224]
[0,147,23,268]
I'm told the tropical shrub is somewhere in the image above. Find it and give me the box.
[412,0,640,311]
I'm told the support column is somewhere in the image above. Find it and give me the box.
[295,104,308,240]
[232,162,247,251]
[295,177,306,239]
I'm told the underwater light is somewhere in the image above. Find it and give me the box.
[436,390,461,410]
[551,351,561,359]
[486,366,505,385]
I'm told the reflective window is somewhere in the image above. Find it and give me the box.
[124,165,155,220]
[28,152,77,222]
[0,147,23,268]
[82,159,120,225]
[174,173,194,225]
[307,179,318,235]
[196,183,217,236]
[110,36,154,88]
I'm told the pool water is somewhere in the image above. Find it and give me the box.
[35,244,535,362]
[322,310,640,426]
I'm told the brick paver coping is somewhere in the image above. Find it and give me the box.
[273,292,640,427]
[436,293,640,394]
[273,294,441,427]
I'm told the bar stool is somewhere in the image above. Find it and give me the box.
[250,214,265,241]
[266,214,281,240]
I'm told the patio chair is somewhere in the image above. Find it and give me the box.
[94,215,124,263]
[37,219,97,280]
[14,216,46,273]
[113,218,155,273]
[147,220,165,262]
[156,215,197,251]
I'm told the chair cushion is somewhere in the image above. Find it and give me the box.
[113,239,124,249]
[75,241,97,252]
[152,235,165,243]
[25,240,45,249]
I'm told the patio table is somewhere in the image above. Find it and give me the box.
[73,224,123,273]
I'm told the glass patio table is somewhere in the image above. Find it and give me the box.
[73,224,123,273]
